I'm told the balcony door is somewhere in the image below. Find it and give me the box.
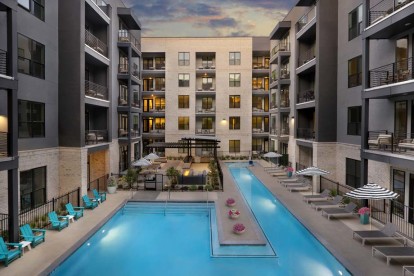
[143,99,153,112]
[395,101,407,141]
[143,118,153,133]
[409,173,414,223]
[396,37,408,71]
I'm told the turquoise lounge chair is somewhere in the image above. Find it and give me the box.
[0,237,22,267]
[82,195,98,209]
[92,189,107,203]
[19,224,45,247]
[65,203,84,220]
[48,211,69,231]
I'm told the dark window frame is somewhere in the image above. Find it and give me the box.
[18,0,45,21]
[178,52,190,66]
[229,73,241,87]
[347,106,361,136]
[348,5,362,41]
[229,116,240,130]
[345,158,361,188]
[229,140,240,153]
[178,95,190,108]
[178,73,190,87]
[229,95,241,108]
[18,33,45,79]
[18,99,45,138]
[178,116,189,130]
[348,55,362,88]
[20,166,47,211]
[229,52,241,65]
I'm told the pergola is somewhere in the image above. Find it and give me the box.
[146,135,220,158]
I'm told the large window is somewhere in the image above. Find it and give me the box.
[229,140,240,153]
[393,169,405,217]
[178,95,189,108]
[178,116,189,130]
[345,158,360,188]
[18,100,45,138]
[18,0,44,21]
[20,166,46,211]
[229,52,241,65]
[229,95,240,108]
[202,77,213,90]
[229,73,241,87]
[347,106,361,136]
[202,118,213,129]
[178,52,190,66]
[178,73,190,87]
[229,117,240,130]
[348,5,362,40]
[348,56,362,88]
[18,34,45,79]
[202,97,213,109]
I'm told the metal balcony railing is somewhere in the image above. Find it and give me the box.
[252,128,268,133]
[348,72,362,88]
[280,96,290,108]
[0,49,7,76]
[271,70,277,82]
[85,29,108,57]
[196,106,215,113]
[369,57,413,88]
[118,30,141,51]
[369,0,411,26]
[0,131,7,157]
[85,130,108,145]
[297,128,315,140]
[271,42,290,57]
[252,107,266,112]
[297,90,315,103]
[119,128,140,138]
[85,80,108,100]
[280,127,289,135]
[90,0,109,16]
[298,46,315,67]
[195,129,215,135]
[296,5,316,32]
[280,68,290,79]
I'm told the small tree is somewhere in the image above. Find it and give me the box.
[166,167,180,188]
[124,168,138,189]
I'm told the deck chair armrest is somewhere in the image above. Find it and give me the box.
[32,229,46,233]
[49,219,63,224]
[21,234,37,239]
[6,242,22,249]
[73,207,85,210]
[99,192,106,196]
[57,216,69,220]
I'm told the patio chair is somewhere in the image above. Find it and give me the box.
[286,183,311,192]
[321,202,357,220]
[353,223,406,246]
[372,246,414,265]
[303,189,331,203]
[280,179,305,187]
[0,236,22,267]
[65,203,84,220]
[403,266,414,276]
[48,211,69,231]
[311,195,343,210]
[92,189,107,203]
[82,195,98,209]
[19,224,46,247]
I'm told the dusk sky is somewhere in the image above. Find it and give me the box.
[123,0,296,37]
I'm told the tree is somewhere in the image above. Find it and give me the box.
[166,167,180,188]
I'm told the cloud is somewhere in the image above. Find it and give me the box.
[187,3,221,16]
[208,18,237,28]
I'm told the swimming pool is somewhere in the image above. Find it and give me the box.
[51,163,350,276]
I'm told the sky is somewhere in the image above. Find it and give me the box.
[123,0,296,37]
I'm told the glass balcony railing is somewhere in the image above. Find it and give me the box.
[271,42,290,58]
[298,46,315,67]
[296,5,316,33]
[118,30,141,51]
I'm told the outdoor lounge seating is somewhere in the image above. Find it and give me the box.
[353,223,406,246]
[372,246,414,266]
[303,189,331,203]
[281,180,306,187]
[321,202,357,220]
[286,183,311,192]
[82,195,98,209]
[92,189,107,203]
[65,203,84,220]
[398,139,414,151]
[48,211,69,231]
[368,134,392,149]
[19,224,46,247]
[0,236,22,267]
[403,266,414,276]
[311,195,343,210]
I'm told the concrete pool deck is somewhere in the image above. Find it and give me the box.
[0,160,409,275]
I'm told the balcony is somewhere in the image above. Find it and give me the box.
[298,46,315,67]
[296,5,316,33]
[0,49,7,76]
[0,131,7,157]
[252,107,267,113]
[369,0,413,26]
[85,80,108,100]
[118,96,140,108]
[89,0,109,16]
[85,130,108,145]
[297,90,315,104]
[280,94,290,108]
[118,30,141,52]
[118,63,140,78]
[280,126,289,136]
[143,62,165,70]
[119,128,140,138]
[252,128,269,134]
[196,106,215,114]
[85,29,107,57]
[195,128,215,135]
[369,57,413,88]
[271,42,290,58]
[297,128,315,140]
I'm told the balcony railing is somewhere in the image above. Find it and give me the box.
[119,128,140,138]
[271,42,290,57]
[280,68,290,79]
[0,49,7,76]
[298,47,315,67]
[348,72,362,88]
[85,130,108,145]
[146,129,165,134]
[271,70,277,82]
[90,0,109,16]
[252,63,269,69]
[280,97,290,108]
[85,29,108,57]
[119,63,140,78]
[85,80,108,100]
[297,90,315,103]
[196,106,215,113]
[196,129,215,135]
[118,97,140,108]
[296,5,316,33]
[369,57,413,88]
[297,128,315,140]
[118,30,141,51]
[252,128,268,133]
[197,64,216,70]
[252,107,266,112]
[0,131,7,157]
[280,126,289,135]
[369,0,411,26]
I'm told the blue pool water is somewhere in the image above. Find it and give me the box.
[51,163,350,276]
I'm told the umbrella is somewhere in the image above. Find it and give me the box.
[263,152,283,166]
[295,166,330,195]
[144,153,160,161]
[345,183,399,229]
[132,158,151,167]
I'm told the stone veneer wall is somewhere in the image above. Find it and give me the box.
[368,159,390,189]
[0,171,7,213]
[335,143,360,185]
[312,142,337,193]
[109,140,120,174]
[59,147,88,195]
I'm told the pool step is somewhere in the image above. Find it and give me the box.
[122,202,213,215]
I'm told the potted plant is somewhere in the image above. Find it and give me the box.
[285,167,294,178]
[228,209,240,219]
[233,223,246,235]
[166,167,180,188]
[226,198,236,207]
[358,207,370,225]
[107,176,117,194]
[124,168,138,189]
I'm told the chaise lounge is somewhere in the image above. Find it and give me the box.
[372,246,414,265]
[286,183,311,192]
[311,195,343,210]
[321,202,357,220]
[0,236,22,267]
[353,222,406,246]
[303,189,331,203]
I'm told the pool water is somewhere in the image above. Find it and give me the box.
[51,163,350,276]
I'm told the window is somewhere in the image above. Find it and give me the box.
[202,118,213,129]
[154,97,165,111]
[345,158,360,188]
[229,140,240,153]
[348,5,362,40]
[202,56,213,68]
[229,52,241,65]
[18,34,45,79]
[18,0,44,21]
[347,106,361,136]
[392,169,405,217]
[18,100,45,138]
[155,118,165,130]
[229,73,241,87]
[229,95,240,108]
[20,166,46,211]
[178,95,189,108]
[202,97,213,109]
[202,77,213,90]
[252,117,263,130]
[348,56,362,88]
[229,117,240,130]
[178,52,190,66]
[178,73,190,87]
[178,116,189,130]
[134,143,140,160]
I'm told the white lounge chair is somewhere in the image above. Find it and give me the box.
[353,223,406,246]
[311,195,343,210]
[303,189,331,203]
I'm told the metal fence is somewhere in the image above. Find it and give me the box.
[85,29,108,57]
[0,131,7,157]
[369,0,408,26]
[87,175,108,194]
[0,49,7,75]
[85,80,108,100]
[369,57,413,88]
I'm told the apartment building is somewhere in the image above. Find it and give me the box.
[141,37,269,158]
